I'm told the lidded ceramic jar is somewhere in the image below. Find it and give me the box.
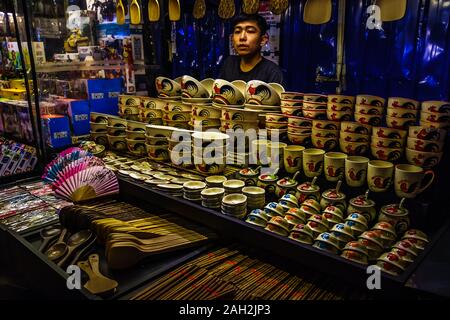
[377,198,410,235]
[295,176,320,203]
[276,171,300,198]
[320,180,347,211]
[347,190,377,223]
[238,167,259,186]
[257,170,279,196]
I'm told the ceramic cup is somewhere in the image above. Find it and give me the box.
[345,156,369,187]
[302,148,325,178]
[324,152,347,182]
[394,164,435,199]
[367,160,394,192]
[283,146,305,174]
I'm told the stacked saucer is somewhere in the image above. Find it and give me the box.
[201,188,225,209]
[156,183,183,197]
[242,186,266,211]
[183,181,207,201]
[221,194,248,219]
[223,179,245,196]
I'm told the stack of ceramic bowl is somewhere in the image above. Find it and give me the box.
[145,125,173,162]
[354,94,385,127]
[192,131,229,175]
[126,121,146,156]
[370,126,406,161]
[243,186,266,211]
[139,97,164,125]
[265,113,288,141]
[212,79,246,107]
[327,94,355,122]
[221,194,248,218]
[155,76,182,99]
[168,129,193,169]
[118,95,140,121]
[183,181,206,201]
[244,80,283,121]
[288,116,312,145]
[385,97,419,130]
[90,112,108,146]
[420,100,450,130]
[201,187,225,209]
[339,121,371,155]
[162,99,192,130]
[107,116,128,151]
[264,216,291,236]
[312,119,340,151]
[281,92,303,117]
[205,175,228,188]
[180,75,213,104]
[405,126,445,168]
[222,179,245,196]
[221,106,260,132]
[191,104,221,131]
[245,209,269,228]
[302,94,327,120]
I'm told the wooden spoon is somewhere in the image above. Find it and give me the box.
[148,0,161,22]
[77,257,117,296]
[304,0,332,24]
[38,225,62,252]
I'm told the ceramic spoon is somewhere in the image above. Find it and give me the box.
[116,0,125,25]
[57,230,94,268]
[148,0,160,22]
[38,225,62,252]
[303,0,332,24]
[45,229,68,261]
[130,0,141,24]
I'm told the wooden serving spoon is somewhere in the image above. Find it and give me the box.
[304,0,332,25]
[78,255,118,296]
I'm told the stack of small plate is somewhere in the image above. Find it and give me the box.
[242,186,266,211]
[183,181,207,201]
[156,183,183,197]
[221,194,248,219]
[201,188,225,209]
[223,179,245,196]
[205,175,227,188]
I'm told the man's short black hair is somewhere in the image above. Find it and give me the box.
[231,13,269,36]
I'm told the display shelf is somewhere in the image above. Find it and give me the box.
[34,60,156,73]
[117,175,450,292]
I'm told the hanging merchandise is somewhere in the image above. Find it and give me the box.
[218,0,236,20]
[130,0,141,24]
[304,0,332,24]
[377,0,407,22]
[193,0,206,20]
[116,0,126,24]
[148,0,160,22]
[269,0,289,15]
[242,0,260,14]
[169,0,181,21]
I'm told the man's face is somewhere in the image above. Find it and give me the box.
[232,21,268,57]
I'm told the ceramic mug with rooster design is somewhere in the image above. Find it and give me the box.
[394,164,435,198]
[245,80,281,106]
[367,160,394,192]
[345,156,369,187]
[324,152,347,182]
[302,148,325,178]
[212,79,245,105]
[283,145,305,174]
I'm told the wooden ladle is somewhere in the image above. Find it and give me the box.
[38,225,62,252]
[77,255,118,296]
[57,230,93,268]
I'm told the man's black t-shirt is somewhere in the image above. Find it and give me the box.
[218,55,284,85]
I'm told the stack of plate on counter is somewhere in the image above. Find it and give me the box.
[221,194,248,219]
[205,175,228,188]
[201,188,225,209]
[242,186,266,211]
[183,181,207,201]
[222,179,245,196]
[155,183,183,197]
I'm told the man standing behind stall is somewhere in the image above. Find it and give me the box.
[219,13,284,85]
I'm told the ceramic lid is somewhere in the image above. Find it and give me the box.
[291,223,313,236]
[297,181,320,193]
[331,223,354,238]
[259,173,278,181]
[323,205,344,218]
[239,167,259,176]
[358,231,384,248]
[346,213,368,228]
[381,202,408,217]
[322,188,346,201]
[402,229,428,242]
[392,240,419,256]
[315,232,340,249]
[343,241,369,255]
[350,193,375,208]
[277,177,298,188]
[377,252,407,270]
[268,216,290,232]
[372,222,396,237]
[307,214,329,229]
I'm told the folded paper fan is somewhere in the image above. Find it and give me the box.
[54,166,119,202]
[42,150,94,183]
[46,156,104,188]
